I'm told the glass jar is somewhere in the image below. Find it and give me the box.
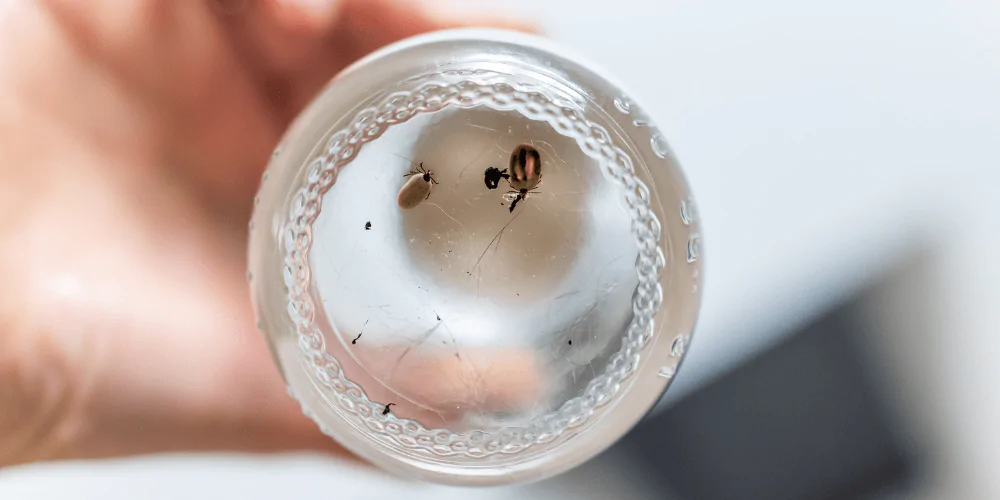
[247,28,703,486]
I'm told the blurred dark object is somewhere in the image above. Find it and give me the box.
[622,289,918,500]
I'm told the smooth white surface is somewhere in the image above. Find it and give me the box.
[3,0,999,498]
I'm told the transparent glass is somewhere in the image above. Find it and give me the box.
[247,29,703,486]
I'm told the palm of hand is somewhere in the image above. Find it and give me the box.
[0,0,528,465]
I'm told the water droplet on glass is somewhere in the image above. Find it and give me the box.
[613,98,631,114]
[261,171,269,182]
[273,149,281,158]
[651,134,671,159]
[670,335,688,357]
[247,271,254,282]
[686,235,700,263]
[633,119,650,127]
[248,219,256,231]
[680,200,693,225]
[657,366,675,379]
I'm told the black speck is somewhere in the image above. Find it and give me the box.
[352,319,368,344]
[364,221,371,230]
[382,403,396,415]
[508,192,524,213]
[484,167,509,190]
[436,314,442,321]
[568,340,573,345]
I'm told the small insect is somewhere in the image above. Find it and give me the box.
[483,166,509,190]
[397,162,438,209]
[364,221,371,230]
[504,144,543,212]
[382,403,396,415]
[508,144,542,192]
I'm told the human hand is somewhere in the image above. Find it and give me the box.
[0,0,534,466]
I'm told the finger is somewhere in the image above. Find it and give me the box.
[329,0,539,52]
[0,181,357,464]
[400,0,543,37]
[216,0,539,128]
[211,0,342,79]
[38,0,283,224]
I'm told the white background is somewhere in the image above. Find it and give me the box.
[2,0,999,498]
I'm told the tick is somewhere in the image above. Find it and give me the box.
[397,162,438,209]
[504,144,542,212]
[508,144,542,192]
